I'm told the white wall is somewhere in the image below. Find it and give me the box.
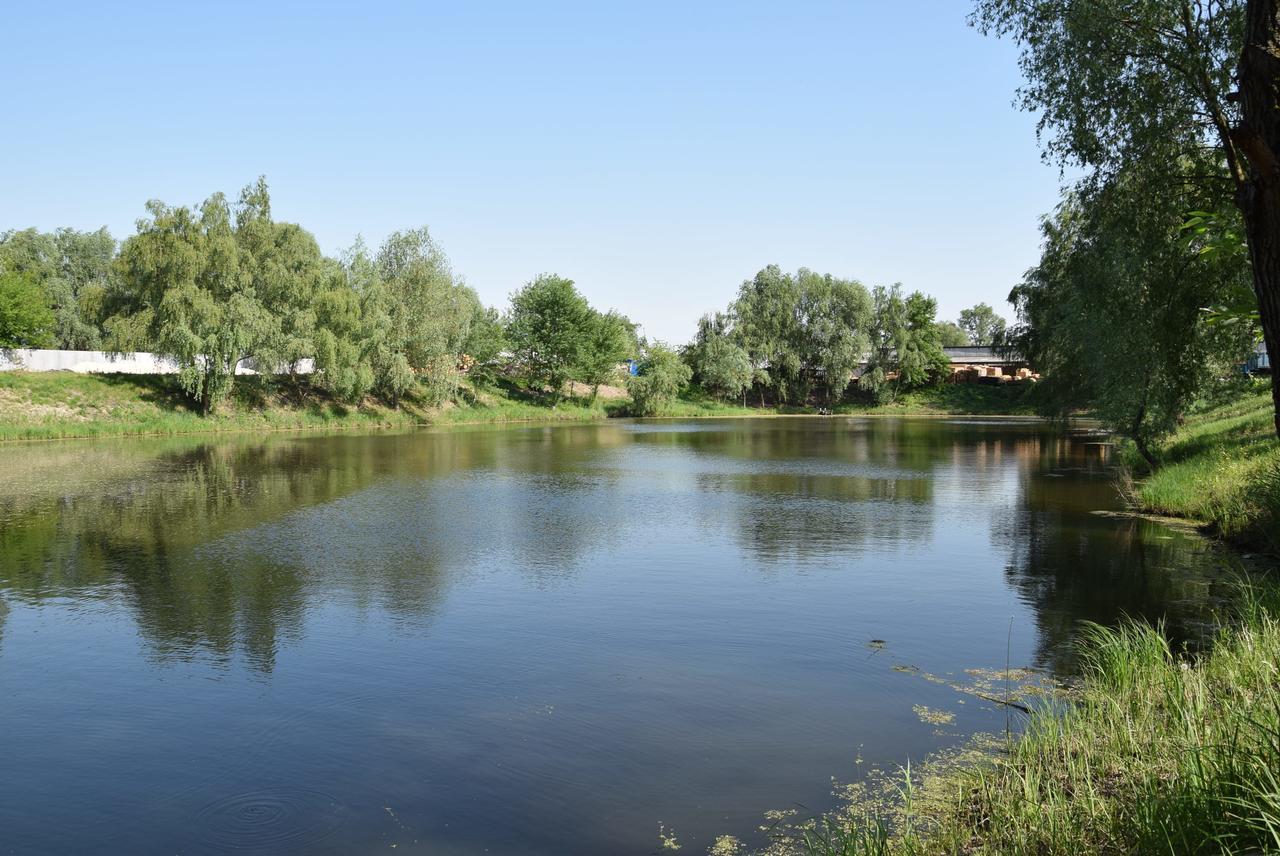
[0,349,313,375]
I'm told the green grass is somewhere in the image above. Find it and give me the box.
[436,380,616,425]
[770,583,1280,856]
[0,371,430,441]
[0,374,1044,441]
[1132,386,1280,552]
[0,372,613,441]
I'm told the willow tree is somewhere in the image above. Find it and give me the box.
[0,227,115,349]
[377,228,475,404]
[234,178,325,377]
[1009,172,1253,464]
[795,270,874,402]
[859,285,948,403]
[0,273,55,348]
[115,195,272,414]
[732,265,802,404]
[972,0,1280,435]
[628,342,692,415]
[687,312,753,401]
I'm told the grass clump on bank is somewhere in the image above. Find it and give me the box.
[1131,385,1279,553]
[773,585,1280,856]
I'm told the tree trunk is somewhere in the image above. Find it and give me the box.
[1235,0,1280,437]
[200,379,214,416]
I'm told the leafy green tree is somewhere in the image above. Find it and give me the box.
[1007,172,1254,465]
[461,296,507,387]
[375,228,476,405]
[730,266,872,403]
[0,227,115,349]
[577,310,636,402]
[732,265,802,404]
[312,259,375,403]
[934,320,969,347]
[687,313,753,401]
[628,342,692,415]
[859,285,948,403]
[699,336,753,402]
[506,273,593,399]
[0,273,55,348]
[233,178,324,376]
[971,0,1280,435]
[115,194,272,414]
[899,292,949,387]
[957,302,1006,345]
[859,285,907,403]
[796,270,874,402]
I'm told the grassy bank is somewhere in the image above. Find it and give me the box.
[778,586,1280,856]
[0,373,1044,441]
[0,372,610,442]
[1129,386,1280,553]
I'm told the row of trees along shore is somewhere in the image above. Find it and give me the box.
[0,180,645,414]
[0,178,1011,418]
[681,268,1005,407]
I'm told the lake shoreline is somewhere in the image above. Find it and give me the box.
[0,371,1045,443]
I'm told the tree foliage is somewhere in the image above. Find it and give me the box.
[729,265,873,403]
[376,228,476,404]
[859,285,949,403]
[0,273,55,348]
[934,320,970,348]
[957,302,1007,345]
[114,193,274,413]
[971,0,1280,436]
[577,310,637,401]
[627,342,692,415]
[686,313,753,401]
[104,180,487,413]
[0,227,115,349]
[506,274,594,399]
[1007,170,1254,462]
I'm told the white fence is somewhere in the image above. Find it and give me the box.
[0,349,314,375]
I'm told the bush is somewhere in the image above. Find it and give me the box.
[628,343,692,416]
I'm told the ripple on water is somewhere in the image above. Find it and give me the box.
[193,787,348,854]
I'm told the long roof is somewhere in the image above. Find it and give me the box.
[943,346,1012,364]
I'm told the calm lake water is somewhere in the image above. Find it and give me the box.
[0,417,1232,855]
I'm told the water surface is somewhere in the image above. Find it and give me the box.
[0,418,1230,854]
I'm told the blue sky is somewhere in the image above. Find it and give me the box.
[1,1,1062,343]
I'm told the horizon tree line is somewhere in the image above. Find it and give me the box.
[0,178,1006,416]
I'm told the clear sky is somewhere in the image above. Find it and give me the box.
[1,1,1063,344]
